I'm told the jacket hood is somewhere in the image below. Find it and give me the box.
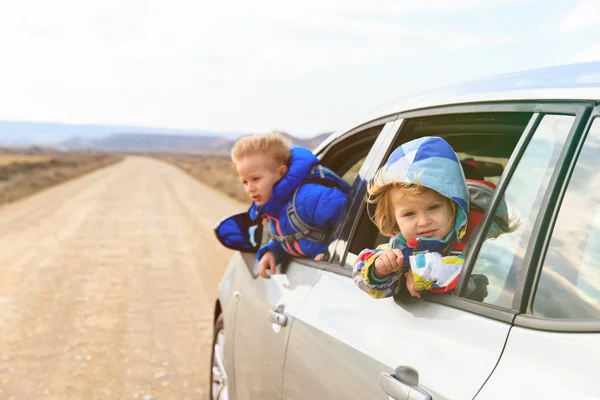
[376,136,469,243]
[258,146,319,216]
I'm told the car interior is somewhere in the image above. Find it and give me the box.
[316,111,537,306]
[296,109,599,314]
[341,112,532,255]
[319,123,383,183]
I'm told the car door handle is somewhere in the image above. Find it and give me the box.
[269,310,288,326]
[380,366,432,400]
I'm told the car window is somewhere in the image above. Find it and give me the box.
[532,117,600,319]
[341,157,365,185]
[457,153,508,184]
[345,111,533,266]
[321,122,392,264]
[462,115,576,308]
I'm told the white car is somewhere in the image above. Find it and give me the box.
[211,61,600,400]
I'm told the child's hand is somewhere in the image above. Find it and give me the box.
[374,249,404,278]
[258,251,277,279]
[404,271,422,298]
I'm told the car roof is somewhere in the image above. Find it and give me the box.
[316,61,600,155]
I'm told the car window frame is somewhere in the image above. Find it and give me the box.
[344,101,595,324]
[327,119,404,265]
[286,99,598,331]
[286,116,401,276]
[514,104,600,333]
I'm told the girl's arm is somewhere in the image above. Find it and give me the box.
[352,244,403,299]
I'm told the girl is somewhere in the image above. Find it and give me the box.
[353,136,505,300]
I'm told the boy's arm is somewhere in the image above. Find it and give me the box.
[316,186,348,228]
[257,240,288,265]
[352,244,402,299]
[301,185,348,230]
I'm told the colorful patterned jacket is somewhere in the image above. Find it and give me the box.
[353,211,480,299]
[353,137,508,299]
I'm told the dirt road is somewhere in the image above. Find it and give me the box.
[0,156,245,399]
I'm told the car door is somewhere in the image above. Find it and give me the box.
[280,104,589,399]
[231,121,390,399]
[232,254,323,400]
[476,109,600,399]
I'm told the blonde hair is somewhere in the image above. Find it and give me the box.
[367,176,457,237]
[231,132,291,168]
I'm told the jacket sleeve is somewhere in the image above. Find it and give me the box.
[352,243,403,299]
[296,184,348,231]
[314,186,348,229]
[257,240,288,265]
[353,244,493,300]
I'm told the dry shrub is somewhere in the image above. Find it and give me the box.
[157,154,249,204]
[0,152,123,205]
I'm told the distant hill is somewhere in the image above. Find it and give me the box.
[61,131,332,154]
[0,120,243,146]
[63,133,233,153]
[0,120,332,154]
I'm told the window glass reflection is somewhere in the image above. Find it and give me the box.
[467,115,575,308]
[534,118,600,319]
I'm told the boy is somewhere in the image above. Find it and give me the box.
[231,133,349,279]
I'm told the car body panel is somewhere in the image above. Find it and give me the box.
[216,252,250,400]
[475,326,600,399]
[232,256,323,399]
[281,271,512,400]
[214,61,600,400]
[315,62,600,155]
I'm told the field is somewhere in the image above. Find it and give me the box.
[156,154,250,204]
[0,154,53,165]
[0,149,124,206]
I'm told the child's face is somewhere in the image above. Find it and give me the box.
[390,187,454,240]
[236,154,287,206]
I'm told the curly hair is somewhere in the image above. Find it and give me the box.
[231,132,291,167]
[367,176,457,237]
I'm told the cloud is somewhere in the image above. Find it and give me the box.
[572,42,600,63]
[559,1,600,34]
[244,0,524,16]
[0,0,515,133]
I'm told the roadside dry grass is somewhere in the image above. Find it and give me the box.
[157,153,364,205]
[0,151,124,206]
[0,154,53,165]
[156,154,250,204]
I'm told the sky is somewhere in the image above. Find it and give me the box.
[0,0,599,138]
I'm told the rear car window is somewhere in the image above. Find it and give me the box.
[533,117,600,319]
[462,115,576,308]
[341,157,366,186]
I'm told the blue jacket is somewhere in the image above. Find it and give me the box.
[252,146,349,263]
